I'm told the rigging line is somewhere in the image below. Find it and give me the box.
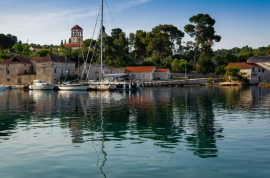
[82,5,101,80]
[79,44,85,79]
[86,25,102,81]
[104,0,131,67]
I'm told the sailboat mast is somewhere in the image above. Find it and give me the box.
[100,0,103,82]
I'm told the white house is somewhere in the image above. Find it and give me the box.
[227,62,267,84]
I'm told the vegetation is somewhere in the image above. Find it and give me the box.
[184,14,221,70]
[223,66,250,83]
[1,13,269,78]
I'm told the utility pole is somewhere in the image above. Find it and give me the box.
[185,61,186,78]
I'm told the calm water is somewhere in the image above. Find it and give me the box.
[0,86,270,178]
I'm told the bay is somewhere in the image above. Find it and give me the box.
[0,86,270,178]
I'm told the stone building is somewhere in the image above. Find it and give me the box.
[0,55,75,85]
[125,66,170,81]
[63,25,83,51]
[78,63,125,80]
[29,46,42,52]
[227,62,268,84]
[0,56,34,85]
[154,69,170,80]
[125,66,156,81]
[36,54,75,84]
[30,57,43,72]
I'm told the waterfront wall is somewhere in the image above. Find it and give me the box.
[171,72,221,79]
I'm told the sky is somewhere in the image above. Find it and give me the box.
[1,0,270,50]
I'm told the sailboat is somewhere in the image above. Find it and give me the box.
[58,40,89,91]
[87,0,116,91]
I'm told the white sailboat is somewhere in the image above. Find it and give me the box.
[29,79,55,90]
[58,40,89,91]
[87,0,116,91]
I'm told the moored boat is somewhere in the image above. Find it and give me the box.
[0,85,7,90]
[58,83,89,91]
[29,79,55,90]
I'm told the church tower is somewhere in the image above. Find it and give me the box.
[71,25,83,43]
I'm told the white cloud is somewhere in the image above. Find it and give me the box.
[114,0,152,12]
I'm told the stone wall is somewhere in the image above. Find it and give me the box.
[171,72,221,79]
[154,71,170,80]
[36,61,75,84]
[18,75,37,85]
[0,63,18,85]
[78,63,125,80]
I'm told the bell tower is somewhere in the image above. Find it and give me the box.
[71,25,83,43]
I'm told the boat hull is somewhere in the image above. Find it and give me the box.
[89,82,116,90]
[58,84,89,91]
[29,85,55,90]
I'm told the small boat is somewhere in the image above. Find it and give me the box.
[88,81,116,91]
[29,79,55,90]
[58,80,89,91]
[103,74,140,90]
[0,85,7,90]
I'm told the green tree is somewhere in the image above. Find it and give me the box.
[152,24,184,52]
[184,14,221,70]
[171,58,179,71]
[12,43,24,55]
[22,45,31,56]
[0,34,15,50]
[37,49,51,57]
[111,28,122,40]
[238,52,254,62]
[255,50,265,56]
[7,34,17,44]
[134,30,147,58]
[266,49,270,55]
[129,33,135,51]
[144,31,172,61]
[215,65,226,75]
[179,59,193,73]
[196,52,215,74]
[224,66,240,82]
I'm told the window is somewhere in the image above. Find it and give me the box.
[142,73,145,79]
[7,70,9,75]
[259,68,260,72]
[252,68,254,72]
[54,68,56,73]
[25,64,26,67]
[43,64,45,66]
[262,69,265,73]
[7,79,10,81]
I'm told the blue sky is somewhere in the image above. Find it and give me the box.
[1,0,269,50]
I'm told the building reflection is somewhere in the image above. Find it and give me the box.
[1,86,270,158]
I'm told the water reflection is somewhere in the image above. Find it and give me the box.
[1,86,270,160]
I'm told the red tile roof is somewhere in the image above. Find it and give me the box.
[248,63,261,67]
[63,43,83,48]
[71,25,83,30]
[126,66,155,73]
[155,69,169,72]
[228,62,260,68]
